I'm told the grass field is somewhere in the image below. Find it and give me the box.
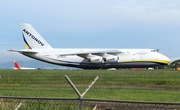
[0,69,180,102]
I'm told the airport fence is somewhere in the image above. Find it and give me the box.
[1,96,180,110]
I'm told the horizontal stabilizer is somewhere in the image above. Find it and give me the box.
[8,49,37,54]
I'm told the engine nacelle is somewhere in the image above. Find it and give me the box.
[104,56,119,63]
[88,56,103,63]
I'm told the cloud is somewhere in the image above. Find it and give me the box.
[103,1,180,24]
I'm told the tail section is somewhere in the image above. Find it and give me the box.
[14,61,21,69]
[21,23,52,49]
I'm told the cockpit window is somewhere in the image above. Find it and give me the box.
[151,50,156,52]
[151,49,159,52]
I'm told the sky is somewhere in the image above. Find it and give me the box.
[1,0,180,63]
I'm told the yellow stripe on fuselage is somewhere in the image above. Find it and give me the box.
[118,59,170,64]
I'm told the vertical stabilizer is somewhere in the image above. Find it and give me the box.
[21,23,52,49]
[14,61,21,69]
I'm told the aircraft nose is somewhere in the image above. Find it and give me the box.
[165,57,170,64]
[161,54,171,64]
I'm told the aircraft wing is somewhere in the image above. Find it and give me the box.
[92,50,123,56]
[61,50,123,58]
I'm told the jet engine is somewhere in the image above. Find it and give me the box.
[88,56,103,63]
[104,56,119,63]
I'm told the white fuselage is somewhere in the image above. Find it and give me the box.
[14,67,37,70]
[21,48,170,69]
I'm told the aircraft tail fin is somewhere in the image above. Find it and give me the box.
[21,23,52,49]
[14,61,21,69]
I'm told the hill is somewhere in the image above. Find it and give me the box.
[0,60,73,69]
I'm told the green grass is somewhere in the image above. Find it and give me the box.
[0,69,180,102]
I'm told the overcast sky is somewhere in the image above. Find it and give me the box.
[1,0,180,63]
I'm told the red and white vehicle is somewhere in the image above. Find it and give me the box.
[14,61,39,70]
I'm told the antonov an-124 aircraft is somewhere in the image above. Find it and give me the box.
[9,23,170,69]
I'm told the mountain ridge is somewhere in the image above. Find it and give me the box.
[0,60,71,69]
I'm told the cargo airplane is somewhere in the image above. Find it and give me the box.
[9,23,170,69]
